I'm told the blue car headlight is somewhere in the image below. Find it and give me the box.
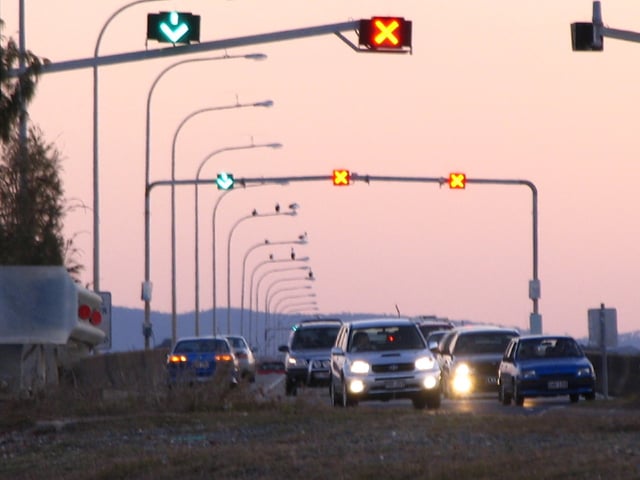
[577,366,594,377]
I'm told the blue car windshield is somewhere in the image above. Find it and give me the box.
[174,339,228,354]
[517,338,583,360]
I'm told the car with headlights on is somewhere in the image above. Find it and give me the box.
[436,326,519,398]
[329,318,441,410]
[166,336,239,386]
[498,335,596,406]
[278,318,342,396]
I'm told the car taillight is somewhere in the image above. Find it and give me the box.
[168,354,187,364]
[216,353,233,362]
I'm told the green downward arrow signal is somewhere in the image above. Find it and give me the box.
[216,173,235,190]
[159,11,189,43]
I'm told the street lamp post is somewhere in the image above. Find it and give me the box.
[93,0,165,293]
[225,204,299,334]
[264,282,314,354]
[170,101,274,344]
[272,293,317,315]
[193,142,281,336]
[239,234,308,335]
[142,54,268,349]
[250,261,311,346]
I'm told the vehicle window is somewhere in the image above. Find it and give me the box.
[291,327,340,350]
[520,338,583,359]
[174,339,227,354]
[226,337,246,349]
[349,326,425,352]
[453,332,516,355]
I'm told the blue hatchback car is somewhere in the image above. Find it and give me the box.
[166,336,238,386]
[498,335,596,406]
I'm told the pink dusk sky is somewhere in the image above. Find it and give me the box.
[1,0,639,338]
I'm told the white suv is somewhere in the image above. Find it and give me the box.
[330,318,442,409]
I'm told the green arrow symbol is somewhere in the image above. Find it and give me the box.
[217,173,234,190]
[160,11,189,43]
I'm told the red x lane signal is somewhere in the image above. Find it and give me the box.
[449,173,466,189]
[358,17,412,51]
[332,169,351,186]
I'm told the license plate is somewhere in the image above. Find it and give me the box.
[194,361,209,368]
[548,380,568,389]
[385,380,406,389]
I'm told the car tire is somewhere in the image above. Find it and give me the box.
[513,382,524,406]
[442,374,453,399]
[285,377,297,396]
[500,383,512,406]
[330,380,342,407]
[342,381,357,407]
[412,395,427,410]
[569,393,580,403]
[426,392,441,410]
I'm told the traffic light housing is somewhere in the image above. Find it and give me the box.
[358,17,412,51]
[571,22,603,51]
[448,173,466,189]
[332,169,351,186]
[216,172,235,190]
[147,11,201,44]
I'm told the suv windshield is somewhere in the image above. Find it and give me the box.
[291,326,340,350]
[349,325,425,352]
[453,332,515,355]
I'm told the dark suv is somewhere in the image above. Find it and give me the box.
[278,318,342,396]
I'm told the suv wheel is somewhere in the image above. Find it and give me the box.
[329,380,341,407]
[342,381,358,407]
[285,377,297,396]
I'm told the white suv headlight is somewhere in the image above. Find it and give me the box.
[415,356,436,370]
[350,360,370,374]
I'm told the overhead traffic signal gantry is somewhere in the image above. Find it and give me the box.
[358,17,412,52]
[147,11,201,44]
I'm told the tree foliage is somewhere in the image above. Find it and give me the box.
[0,20,46,142]
[0,126,65,265]
[0,20,81,277]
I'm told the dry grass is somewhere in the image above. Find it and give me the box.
[2,349,640,479]
[1,380,640,480]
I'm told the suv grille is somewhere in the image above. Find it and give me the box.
[372,362,415,373]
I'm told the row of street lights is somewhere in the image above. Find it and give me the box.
[92,1,318,348]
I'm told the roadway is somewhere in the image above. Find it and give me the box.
[252,372,600,416]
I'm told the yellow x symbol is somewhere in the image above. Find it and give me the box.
[333,169,350,186]
[449,173,466,189]
[374,19,400,46]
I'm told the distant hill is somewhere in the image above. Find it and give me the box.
[107,307,379,353]
[106,307,640,354]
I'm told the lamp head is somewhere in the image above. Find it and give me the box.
[254,99,274,108]
[244,53,268,61]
